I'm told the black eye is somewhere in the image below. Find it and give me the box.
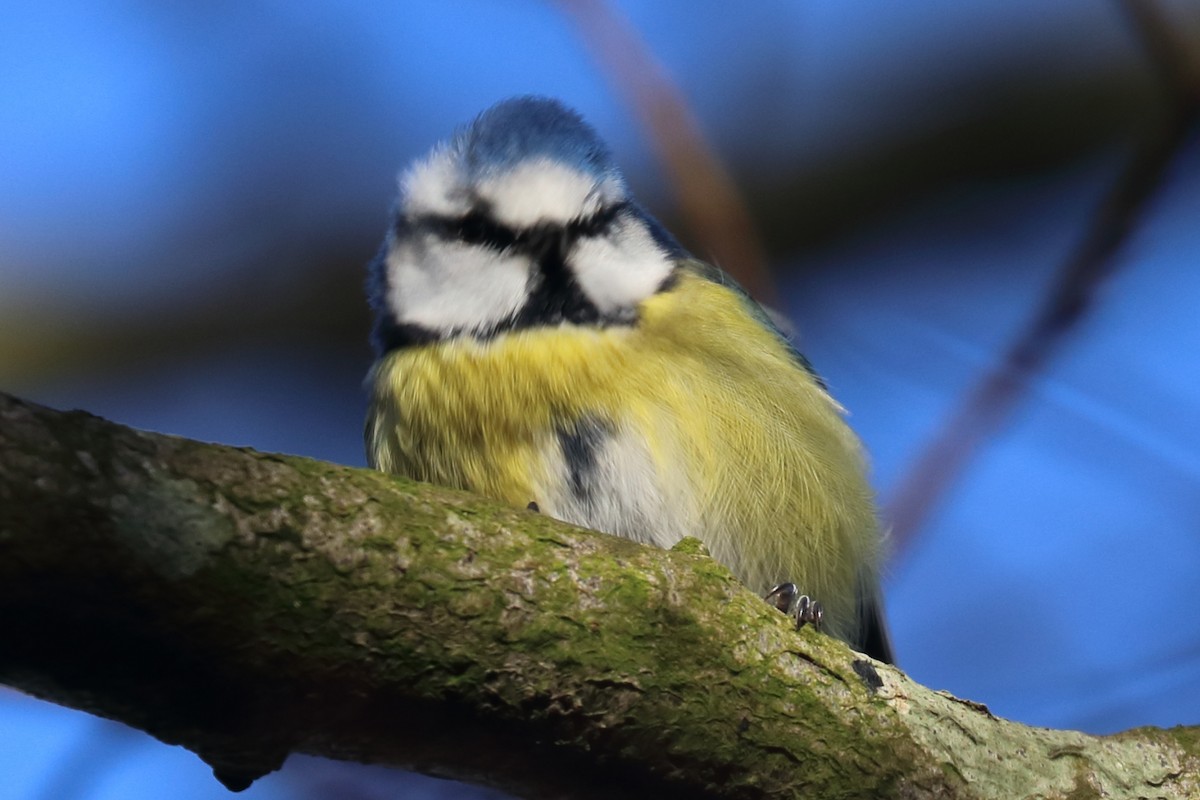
[456,211,516,250]
[456,211,490,244]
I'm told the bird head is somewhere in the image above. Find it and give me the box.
[369,96,683,352]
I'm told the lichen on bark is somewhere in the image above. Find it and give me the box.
[1,391,1197,799]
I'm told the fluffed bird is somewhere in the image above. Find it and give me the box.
[365,96,892,663]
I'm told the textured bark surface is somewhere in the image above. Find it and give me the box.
[0,391,1197,799]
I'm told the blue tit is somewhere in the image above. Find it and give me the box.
[365,96,892,663]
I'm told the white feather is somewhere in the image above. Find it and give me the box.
[535,422,696,550]
[386,235,529,333]
[400,147,471,218]
[476,159,626,228]
[568,215,673,313]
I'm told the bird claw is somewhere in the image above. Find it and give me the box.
[794,593,824,630]
[763,581,796,613]
[764,582,824,632]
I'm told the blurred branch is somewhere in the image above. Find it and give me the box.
[0,247,370,387]
[3,391,1199,798]
[884,0,1200,553]
[0,58,1159,388]
[559,0,776,307]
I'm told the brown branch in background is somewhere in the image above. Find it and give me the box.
[884,0,1200,556]
[557,0,777,308]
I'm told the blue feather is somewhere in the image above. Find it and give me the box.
[455,96,618,182]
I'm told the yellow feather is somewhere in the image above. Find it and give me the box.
[366,270,880,644]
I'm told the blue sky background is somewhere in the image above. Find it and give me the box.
[2,1,1199,797]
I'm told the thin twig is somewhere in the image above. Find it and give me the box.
[557,0,777,307]
[884,0,1200,555]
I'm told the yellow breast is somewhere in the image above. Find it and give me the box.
[366,272,879,642]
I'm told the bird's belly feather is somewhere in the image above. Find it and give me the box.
[365,275,878,642]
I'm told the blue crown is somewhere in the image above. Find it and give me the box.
[455,96,618,181]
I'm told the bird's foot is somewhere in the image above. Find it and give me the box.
[764,582,824,631]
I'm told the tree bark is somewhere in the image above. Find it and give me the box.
[0,391,1196,799]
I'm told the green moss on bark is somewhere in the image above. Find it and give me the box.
[2,392,1198,799]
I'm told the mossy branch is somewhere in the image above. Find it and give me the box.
[0,391,1196,799]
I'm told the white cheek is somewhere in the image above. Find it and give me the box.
[568,218,673,313]
[477,159,625,228]
[387,236,530,334]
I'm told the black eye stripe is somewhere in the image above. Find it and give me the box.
[566,201,626,238]
[458,210,518,249]
[418,209,517,250]
[414,201,630,253]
